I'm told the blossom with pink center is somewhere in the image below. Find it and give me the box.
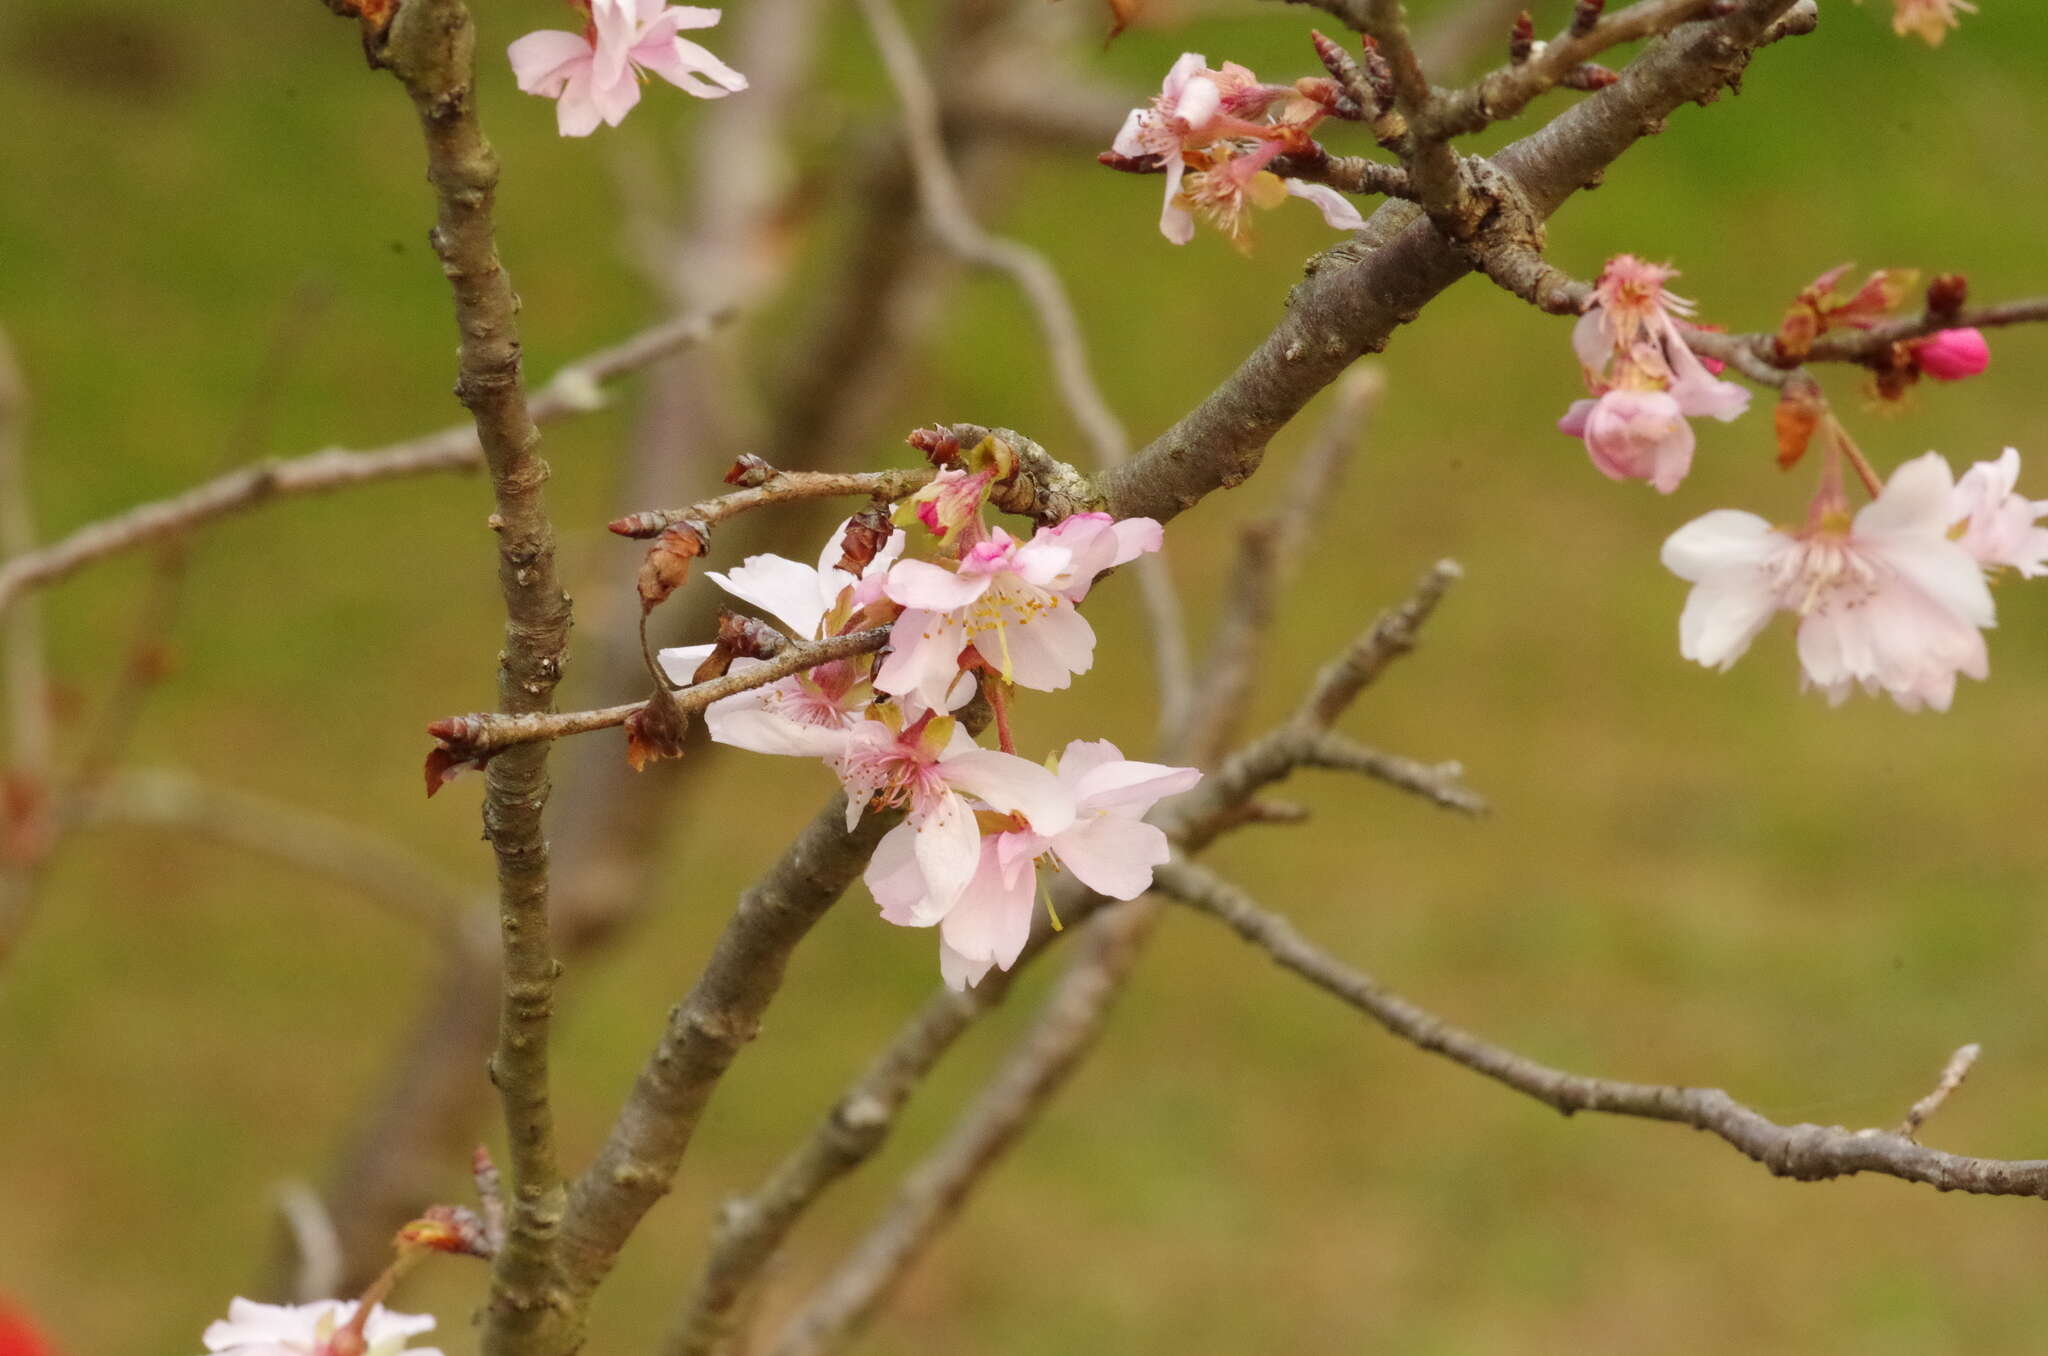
[1951,448,2048,576]
[1890,0,1977,45]
[1912,327,1990,381]
[199,1298,440,1356]
[1558,389,1695,494]
[1661,452,1995,711]
[868,740,1201,989]
[877,515,1162,711]
[658,519,907,756]
[508,0,746,138]
[840,713,1073,920]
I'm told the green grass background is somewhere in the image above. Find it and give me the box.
[4,1,2048,1352]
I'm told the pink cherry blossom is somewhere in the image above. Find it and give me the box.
[871,740,1201,990]
[1559,389,1695,494]
[1951,448,2048,576]
[1891,0,1977,45]
[876,516,1161,711]
[508,0,746,138]
[840,713,1072,920]
[1112,54,1292,244]
[199,1298,440,1356]
[1661,452,1995,711]
[1561,255,1749,490]
[1913,327,1990,381]
[658,519,907,756]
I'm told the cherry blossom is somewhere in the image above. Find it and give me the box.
[875,515,1162,712]
[868,740,1200,989]
[1661,452,1995,711]
[1890,0,1978,45]
[0,1299,53,1356]
[1951,448,2048,576]
[840,711,1072,920]
[1111,54,1356,246]
[1912,327,1990,381]
[1112,54,1291,244]
[508,0,746,138]
[659,519,906,756]
[198,1298,440,1356]
[1557,389,1695,494]
[1561,255,1749,490]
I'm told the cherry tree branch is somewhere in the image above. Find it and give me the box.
[0,326,49,786]
[761,907,1149,1356]
[425,628,891,760]
[854,0,1195,733]
[753,561,1471,1352]
[346,0,575,1341]
[0,309,730,616]
[1094,0,1815,525]
[552,796,903,1308]
[1153,857,2048,1200]
[607,469,935,540]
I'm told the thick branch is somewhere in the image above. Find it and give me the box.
[1095,0,1809,525]
[371,0,571,1340]
[1154,858,2048,1200]
[553,796,901,1304]
[0,309,728,616]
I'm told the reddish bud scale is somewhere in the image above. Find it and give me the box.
[624,688,691,772]
[1559,63,1618,91]
[724,453,775,487]
[637,521,710,614]
[1926,272,1969,317]
[834,506,894,575]
[907,426,961,466]
[1509,11,1536,64]
[1571,0,1606,36]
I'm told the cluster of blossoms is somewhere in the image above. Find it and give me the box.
[660,438,1200,988]
[1558,255,1752,493]
[509,0,746,137]
[1554,257,2035,712]
[1108,52,1365,248]
[197,1299,438,1356]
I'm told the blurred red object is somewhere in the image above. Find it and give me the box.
[0,1298,54,1356]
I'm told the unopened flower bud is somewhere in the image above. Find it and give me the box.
[1912,327,1990,382]
[724,453,775,487]
[907,425,961,466]
[1925,272,1968,318]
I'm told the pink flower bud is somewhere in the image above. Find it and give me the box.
[1576,389,1696,494]
[1914,327,1990,382]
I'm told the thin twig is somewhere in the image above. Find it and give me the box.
[0,327,49,775]
[1154,858,2048,1199]
[427,627,891,759]
[70,767,467,940]
[1425,0,1724,139]
[0,308,731,616]
[854,0,1195,733]
[609,469,934,540]
[1897,1043,1982,1142]
[762,908,1149,1356]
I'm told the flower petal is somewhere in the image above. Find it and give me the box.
[1050,816,1172,900]
[941,748,1075,835]
[1282,181,1366,231]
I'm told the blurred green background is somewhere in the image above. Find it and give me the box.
[4,0,2048,1352]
